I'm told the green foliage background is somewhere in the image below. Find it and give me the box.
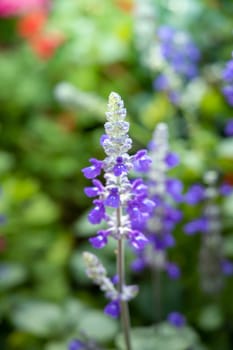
[0,0,233,349]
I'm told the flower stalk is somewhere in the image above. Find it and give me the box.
[117,207,132,350]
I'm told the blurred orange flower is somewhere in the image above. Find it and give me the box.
[115,0,134,13]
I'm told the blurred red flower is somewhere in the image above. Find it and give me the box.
[29,32,65,59]
[0,0,49,17]
[17,11,47,38]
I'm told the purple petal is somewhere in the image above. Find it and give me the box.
[166,178,183,202]
[221,259,233,276]
[184,217,208,235]
[185,184,205,205]
[113,157,127,176]
[105,188,120,208]
[133,150,152,173]
[132,179,148,197]
[68,340,85,350]
[153,74,169,91]
[131,258,146,272]
[111,274,119,284]
[88,200,105,224]
[224,119,233,136]
[89,234,108,249]
[104,300,120,318]
[82,158,103,179]
[163,232,175,248]
[222,86,233,106]
[128,231,149,250]
[167,312,186,328]
[140,198,155,214]
[220,183,232,196]
[100,134,109,145]
[166,263,181,279]
[157,25,175,42]
[165,152,180,168]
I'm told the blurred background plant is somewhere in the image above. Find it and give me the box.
[0,0,233,349]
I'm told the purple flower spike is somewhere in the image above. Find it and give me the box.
[88,200,105,224]
[166,262,181,279]
[104,300,120,318]
[89,233,108,249]
[224,119,233,136]
[129,231,149,250]
[133,150,152,172]
[82,158,103,179]
[113,157,127,176]
[185,184,205,205]
[221,259,233,276]
[105,188,120,208]
[167,312,186,328]
[68,339,85,350]
[165,152,180,168]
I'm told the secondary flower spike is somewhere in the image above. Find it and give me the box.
[132,123,182,280]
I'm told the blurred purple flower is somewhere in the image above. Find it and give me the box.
[185,184,205,205]
[184,217,208,235]
[221,259,233,276]
[220,183,232,196]
[166,263,181,279]
[167,312,186,328]
[224,119,233,136]
[68,339,85,350]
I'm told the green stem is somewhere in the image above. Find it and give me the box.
[152,266,162,322]
[117,208,132,350]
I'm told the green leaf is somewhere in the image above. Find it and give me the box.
[22,194,59,225]
[198,304,224,331]
[217,139,233,159]
[116,323,200,350]
[0,152,14,173]
[62,299,86,331]
[10,300,64,337]
[78,310,118,342]
[223,194,233,219]
[45,342,68,350]
[0,263,27,291]
[223,234,233,257]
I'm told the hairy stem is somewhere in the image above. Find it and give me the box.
[117,208,132,350]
